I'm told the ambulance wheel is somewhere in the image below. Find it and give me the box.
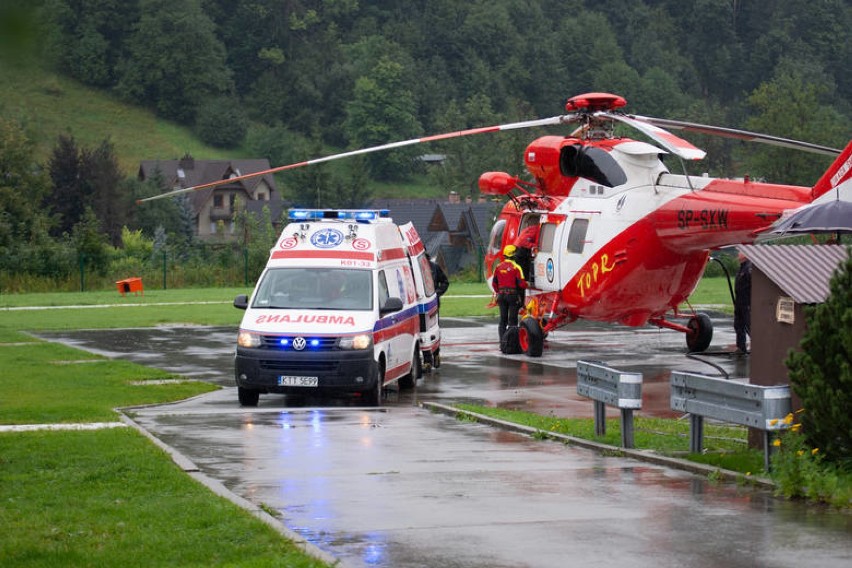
[399,348,420,389]
[519,318,544,357]
[366,362,385,406]
[238,387,260,407]
[686,313,713,353]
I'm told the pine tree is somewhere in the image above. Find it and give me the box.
[786,250,852,466]
[80,138,126,246]
[46,133,86,237]
[70,206,110,277]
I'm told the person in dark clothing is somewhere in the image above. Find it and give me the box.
[491,245,528,341]
[734,252,752,353]
[426,253,449,307]
[512,223,540,284]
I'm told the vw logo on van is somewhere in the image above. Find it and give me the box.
[310,228,344,248]
[292,337,307,351]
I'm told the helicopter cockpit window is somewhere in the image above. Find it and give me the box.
[488,219,506,255]
[566,219,589,254]
[560,145,627,188]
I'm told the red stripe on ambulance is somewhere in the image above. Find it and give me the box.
[373,314,419,344]
[378,247,407,261]
[270,250,375,261]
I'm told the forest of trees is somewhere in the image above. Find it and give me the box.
[36,0,851,176]
[1,0,850,290]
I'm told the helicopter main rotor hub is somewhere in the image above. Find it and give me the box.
[565,92,627,113]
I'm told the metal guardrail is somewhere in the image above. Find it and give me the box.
[576,361,643,448]
[670,371,792,471]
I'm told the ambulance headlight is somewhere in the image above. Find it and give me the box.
[237,332,262,348]
[339,334,372,350]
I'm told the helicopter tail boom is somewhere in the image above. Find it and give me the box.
[811,140,852,200]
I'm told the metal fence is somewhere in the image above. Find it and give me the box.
[1,242,266,294]
[670,371,792,471]
[576,361,643,448]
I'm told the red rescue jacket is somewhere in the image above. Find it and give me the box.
[491,260,527,294]
[513,225,540,249]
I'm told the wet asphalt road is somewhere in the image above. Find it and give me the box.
[37,316,852,568]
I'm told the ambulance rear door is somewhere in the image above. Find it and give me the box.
[399,222,440,345]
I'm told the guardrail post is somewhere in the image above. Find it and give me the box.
[689,414,703,454]
[763,431,780,472]
[577,361,642,449]
[621,409,635,449]
[593,401,606,436]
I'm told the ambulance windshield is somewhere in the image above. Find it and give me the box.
[252,268,373,311]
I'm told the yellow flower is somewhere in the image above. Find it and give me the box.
[812,448,819,455]
[795,408,805,414]
[783,413,794,425]
[791,423,801,432]
[797,450,805,456]
[773,438,782,447]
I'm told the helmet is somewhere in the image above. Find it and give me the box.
[503,245,516,257]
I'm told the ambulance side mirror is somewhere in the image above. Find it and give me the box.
[233,294,249,310]
[380,297,404,315]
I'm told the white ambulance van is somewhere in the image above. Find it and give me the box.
[233,209,441,406]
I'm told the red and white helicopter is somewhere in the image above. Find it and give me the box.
[141,92,852,357]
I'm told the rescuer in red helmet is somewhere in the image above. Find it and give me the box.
[491,245,528,341]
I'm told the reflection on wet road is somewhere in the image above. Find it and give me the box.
[37,317,851,567]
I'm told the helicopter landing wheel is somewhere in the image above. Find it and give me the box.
[519,318,544,357]
[686,312,713,353]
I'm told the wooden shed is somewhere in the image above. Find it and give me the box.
[739,244,848,406]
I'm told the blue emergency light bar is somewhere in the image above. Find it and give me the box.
[287,209,390,222]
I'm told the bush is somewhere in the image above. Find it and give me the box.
[704,251,738,278]
[771,426,852,508]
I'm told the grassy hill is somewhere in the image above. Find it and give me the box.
[0,55,452,200]
[0,55,237,175]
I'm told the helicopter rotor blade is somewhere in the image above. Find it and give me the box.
[604,112,707,160]
[629,115,842,157]
[136,114,576,204]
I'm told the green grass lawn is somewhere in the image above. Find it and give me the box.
[0,290,246,339]
[0,341,219,425]
[0,288,329,567]
[0,428,327,567]
[455,404,765,475]
[685,276,735,309]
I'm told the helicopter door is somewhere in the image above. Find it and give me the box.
[560,216,592,290]
[532,216,592,292]
[532,222,560,291]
